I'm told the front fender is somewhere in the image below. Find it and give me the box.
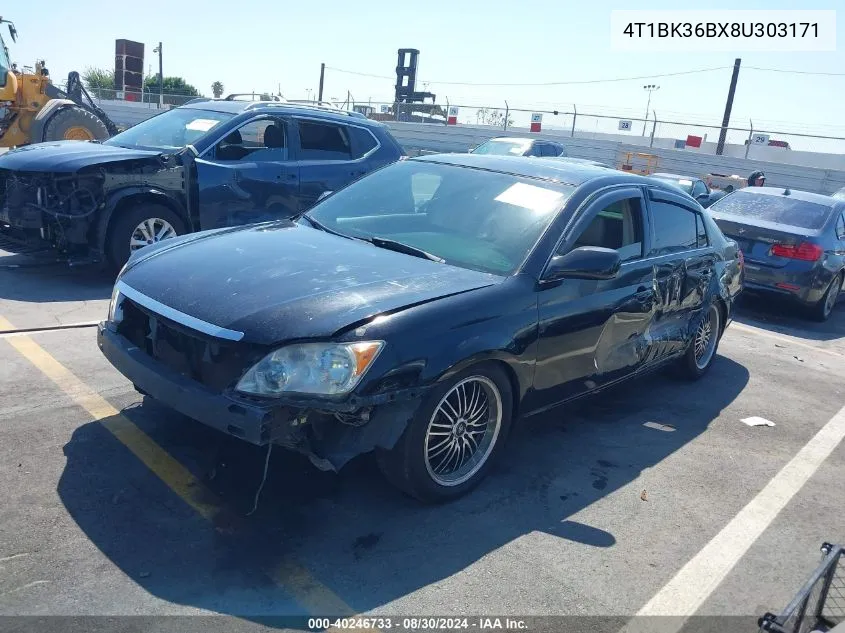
[95,187,188,254]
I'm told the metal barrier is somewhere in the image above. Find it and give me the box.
[759,543,844,633]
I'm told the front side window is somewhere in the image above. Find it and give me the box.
[649,200,699,255]
[569,197,644,262]
[212,118,288,162]
[105,108,233,150]
[304,160,575,275]
[297,120,352,160]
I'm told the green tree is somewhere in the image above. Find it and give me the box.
[211,81,224,98]
[144,74,201,97]
[82,67,114,91]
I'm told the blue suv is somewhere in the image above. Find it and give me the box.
[0,99,405,268]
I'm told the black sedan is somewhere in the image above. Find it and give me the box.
[98,155,743,502]
[709,187,845,321]
[649,172,726,208]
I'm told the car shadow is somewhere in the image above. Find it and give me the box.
[0,260,113,305]
[56,356,749,625]
[732,293,845,343]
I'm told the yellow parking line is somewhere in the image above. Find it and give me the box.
[0,315,366,623]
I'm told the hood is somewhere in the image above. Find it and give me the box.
[120,221,500,345]
[0,141,165,172]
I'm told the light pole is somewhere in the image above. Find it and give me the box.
[642,84,659,136]
[152,42,163,108]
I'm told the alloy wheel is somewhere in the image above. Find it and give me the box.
[694,304,720,370]
[824,277,841,318]
[424,376,503,487]
[130,218,178,252]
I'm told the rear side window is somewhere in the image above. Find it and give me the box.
[297,120,352,160]
[709,191,833,230]
[836,213,845,239]
[649,200,699,255]
[349,126,379,158]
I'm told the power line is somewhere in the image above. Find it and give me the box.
[324,65,732,87]
[745,66,845,76]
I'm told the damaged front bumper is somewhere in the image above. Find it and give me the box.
[0,170,102,250]
[97,323,426,470]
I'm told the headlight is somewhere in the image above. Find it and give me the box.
[107,284,124,323]
[236,341,384,397]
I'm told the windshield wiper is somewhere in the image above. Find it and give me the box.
[298,214,356,240]
[367,236,445,263]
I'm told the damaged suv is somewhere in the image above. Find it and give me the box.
[98,155,742,502]
[0,99,403,267]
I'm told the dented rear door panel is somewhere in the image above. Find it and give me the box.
[533,259,657,409]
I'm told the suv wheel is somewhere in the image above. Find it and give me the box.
[107,203,186,271]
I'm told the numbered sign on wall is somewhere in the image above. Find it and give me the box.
[379,104,390,114]
[530,113,543,133]
[447,106,459,126]
[618,120,633,131]
[752,133,770,145]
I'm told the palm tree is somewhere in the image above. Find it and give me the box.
[211,81,224,98]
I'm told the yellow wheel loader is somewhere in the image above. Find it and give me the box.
[0,18,118,148]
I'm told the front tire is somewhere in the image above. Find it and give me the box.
[43,105,110,142]
[811,273,842,322]
[377,363,513,503]
[680,302,722,380]
[106,203,186,271]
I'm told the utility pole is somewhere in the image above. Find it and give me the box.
[152,42,163,108]
[716,58,741,156]
[642,84,659,136]
[317,63,325,103]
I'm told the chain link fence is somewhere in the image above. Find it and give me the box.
[345,100,845,159]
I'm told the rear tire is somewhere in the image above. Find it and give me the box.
[43,106,110,142]
[811,273,842,322]
[680,302,722,380]
[106,203,186,271]
[376,363,513,503]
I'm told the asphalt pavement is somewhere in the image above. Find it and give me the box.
[0,249,843,633]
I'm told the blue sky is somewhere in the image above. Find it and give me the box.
[6,0,844,147]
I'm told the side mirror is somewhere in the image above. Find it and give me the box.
[543,246,622,282]
[317,190,333,203]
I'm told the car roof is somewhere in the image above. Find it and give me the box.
[730,186,842,207]
[411,153,662,188]
[484,137,538,144]
[652,172,697,181]
[177,98,379,126]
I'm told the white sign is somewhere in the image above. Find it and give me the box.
[448,106,459,116]
[752,133,770,145]
[531,113,543,123]
[379,104,389,113]
[618,120,633,131]
[115,91,125,100]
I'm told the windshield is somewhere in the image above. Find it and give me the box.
[304,160,574,275]
[471,139,530,156]
[652,176,693,194]
[833,188,845,200]
[104,108,234,150]
[0,41,9,86]
[710,191,834,231]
